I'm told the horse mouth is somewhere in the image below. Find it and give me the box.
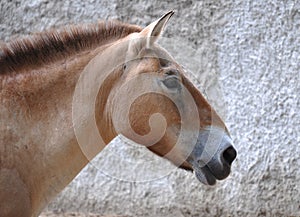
[188,130,237,185]
[193,165,217,186]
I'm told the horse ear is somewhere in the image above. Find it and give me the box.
[140,11,174,48]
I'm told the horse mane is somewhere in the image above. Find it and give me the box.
[0,21,142,74]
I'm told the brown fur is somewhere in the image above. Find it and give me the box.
[0,15,228,217]
[0,21,142,217]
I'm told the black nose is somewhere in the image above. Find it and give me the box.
[222,146,237,165]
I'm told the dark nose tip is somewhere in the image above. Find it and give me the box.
[222,146,237,165]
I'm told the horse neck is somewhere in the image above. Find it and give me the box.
[36,45,122,173]
[1,44,122,214]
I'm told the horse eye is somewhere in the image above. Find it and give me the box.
[162,76,180,89]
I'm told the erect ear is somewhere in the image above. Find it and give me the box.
[125,11,174,64]
[140,11,174,48]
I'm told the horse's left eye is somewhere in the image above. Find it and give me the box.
[163,75,180,89]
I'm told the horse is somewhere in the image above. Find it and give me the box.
[0,11,236,217]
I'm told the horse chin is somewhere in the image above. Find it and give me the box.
[193,165,217,186]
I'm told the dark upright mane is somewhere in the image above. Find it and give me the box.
[0,21,142,74]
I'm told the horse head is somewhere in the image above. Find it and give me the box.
[94,11,237,185]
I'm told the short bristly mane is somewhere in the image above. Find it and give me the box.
[0,21,142,74]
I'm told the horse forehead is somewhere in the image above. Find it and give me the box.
[149,46,173,60]
[142,47,180,68]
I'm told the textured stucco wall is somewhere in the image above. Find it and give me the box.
[1,0,300,216]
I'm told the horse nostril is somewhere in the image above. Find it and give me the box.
[222,146,237,165]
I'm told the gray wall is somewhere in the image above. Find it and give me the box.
[1,0,300,216]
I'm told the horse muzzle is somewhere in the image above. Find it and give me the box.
[188,127,237,185]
